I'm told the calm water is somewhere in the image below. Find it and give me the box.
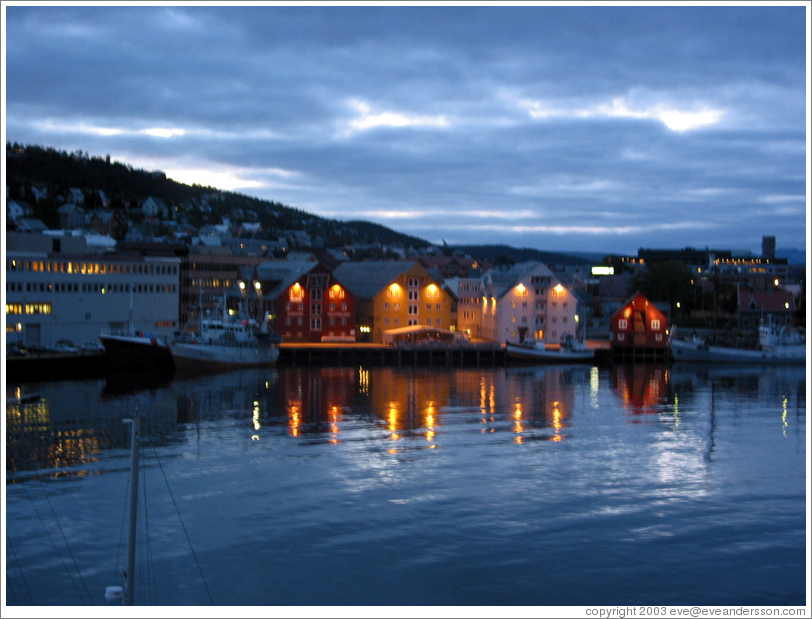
[5,363,808,607]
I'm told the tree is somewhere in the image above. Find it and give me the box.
[629,261,699,313]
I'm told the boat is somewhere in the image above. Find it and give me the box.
[170,299,280,372]
[669,319,805,364]
[506,333,595,363]
[99,289,173,369]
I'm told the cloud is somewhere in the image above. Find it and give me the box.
[4,5,807,255]
[519,95,726,132]
[340,100,450,136]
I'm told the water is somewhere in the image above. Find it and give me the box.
[5,363,807,607]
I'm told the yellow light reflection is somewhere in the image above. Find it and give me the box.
[426,404,436,442]
[252,401,261,431]
[288,400,301,437]
[782,397,788,436]
[388,401,399,439]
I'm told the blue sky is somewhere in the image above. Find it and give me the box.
[4,3,809,256]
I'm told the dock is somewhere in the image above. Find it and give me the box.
[280,342,508,368]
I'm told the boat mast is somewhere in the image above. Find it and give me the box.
[123,410,141,606]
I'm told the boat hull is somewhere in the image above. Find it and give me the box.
[506,344,595,363]
[170,342,279,371]
[670,339,805,364]
[100,334,174,369]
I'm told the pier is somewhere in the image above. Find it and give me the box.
[280,342,508,368]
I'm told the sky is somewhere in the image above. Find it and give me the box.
[3,3,810,256]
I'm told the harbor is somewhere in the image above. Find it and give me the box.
[5,363,807,606]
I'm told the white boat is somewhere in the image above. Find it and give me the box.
[507,333,595,363]
[669,320,805,364]
[170,301,280,372]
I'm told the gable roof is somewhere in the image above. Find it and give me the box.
[332,261,419,300]
[256,260,320,299]
[487,261,556,299]
[739,288,795,312]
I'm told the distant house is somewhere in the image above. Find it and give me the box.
[7,199,33,222]
[16,218,49,233]
[142,196,169,218]
[125,222,156,243]
[738,288,796,330]
[610,292,669,360]
[68,188,85,204]
[86,209,126,236]
[58,203,85,229]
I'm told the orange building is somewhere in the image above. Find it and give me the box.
[332,261,452,343]
[610,292,669,360]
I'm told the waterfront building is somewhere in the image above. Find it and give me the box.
[248,260,358,343]
[5,247,181,348]
[182,245,266,326]
[443,272,485,339]
[480,262,581,346]
[332,261,452,344]
[737,288,796,331]
[609,292,669,354]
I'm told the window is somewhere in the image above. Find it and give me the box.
[427,318,432,325]
[408,304,418,315]
[426,304,433,312]
[384,303,390,311]
[651,319,661,330]
[618,319,628,330]
[408,290,419,301]
[407,277,420,288]
[311,303,321,315]
[311,289,322,301]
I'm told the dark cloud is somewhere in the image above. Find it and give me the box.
[4,4,807,255]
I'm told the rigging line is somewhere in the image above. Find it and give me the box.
[12,458,89,605]
[148,438,216,605]
[35,467,97,606]
[7,535,33,605]
[140,442,157,606]
[113,458,129,589]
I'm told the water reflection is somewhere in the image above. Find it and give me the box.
[6,379,178,479]
[6,363,805,477]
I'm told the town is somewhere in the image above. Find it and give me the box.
[5,147,805,370]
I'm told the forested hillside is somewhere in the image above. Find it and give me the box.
[5,143,431,249]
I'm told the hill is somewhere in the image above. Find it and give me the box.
[447,244,593,266]
[5,143,432,251]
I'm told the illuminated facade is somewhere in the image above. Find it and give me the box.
[480,262,581,346]
[332,261,452,344]
[609,292,669,350]
[5,250,180,348]
[266,262,358,343]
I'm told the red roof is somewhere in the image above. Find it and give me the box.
[739,289,795,312]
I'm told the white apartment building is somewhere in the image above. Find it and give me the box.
[480,262,581,346]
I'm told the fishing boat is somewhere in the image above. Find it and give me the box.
[669,318,805,364]
[99,289,173,369]
[170,299,280,372]
[506,333,595,363]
